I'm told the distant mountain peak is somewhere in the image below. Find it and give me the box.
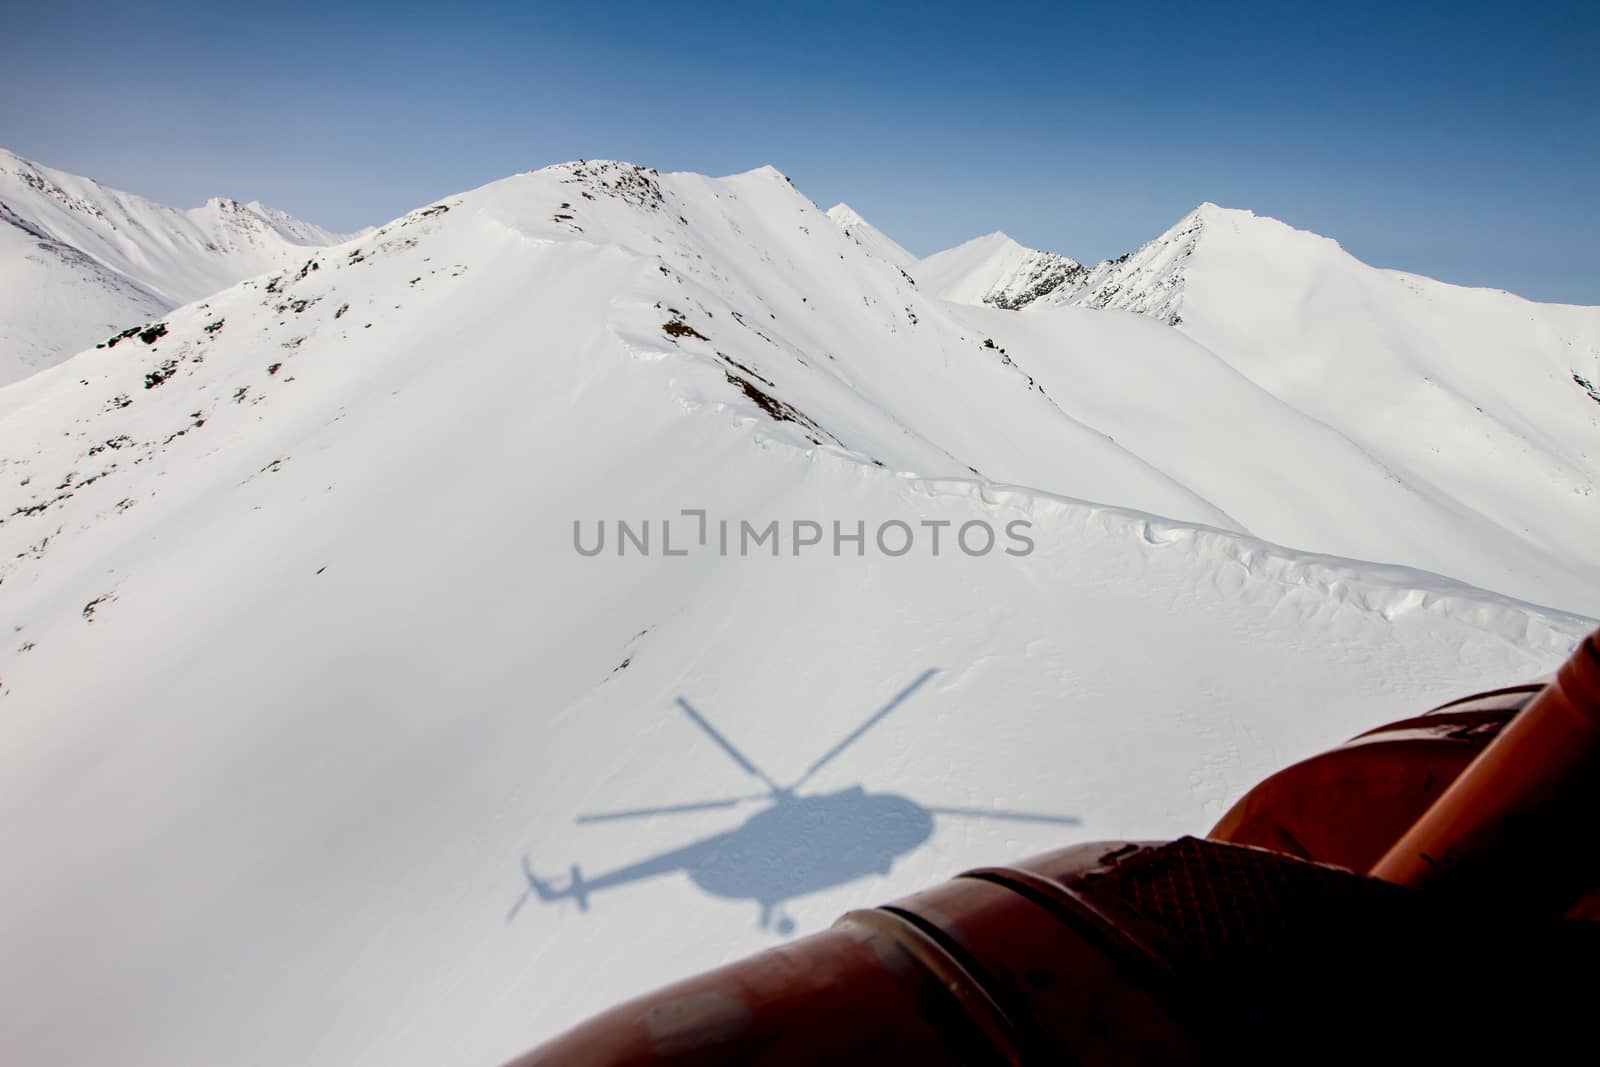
[0,147,353,384]
[825,202,866,227]
[917,203,1264,321]
[914,197,1378,321]
[917,231,1084,310]
[825,201,917,271]
[1055,206,1209,324]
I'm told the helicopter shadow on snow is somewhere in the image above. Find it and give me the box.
[507,668,1081,935]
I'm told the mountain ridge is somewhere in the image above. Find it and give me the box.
[4,158,1595,609]
[0,155,1595,1067]
[0,147,356,384]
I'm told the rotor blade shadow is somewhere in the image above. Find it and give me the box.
[789,668,939,791]
[925,806,1082,826]
[576,794,772,824]
[676,697,785,795]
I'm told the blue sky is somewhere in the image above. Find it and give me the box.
[4,1,1596,302]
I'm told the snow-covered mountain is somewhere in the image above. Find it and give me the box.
[825,201,919,272]
[1034,205,1205,322]
[917,231,1087,310]
[912,204,1600,611]
[0,161,1595,1067]
[0,148,355,385]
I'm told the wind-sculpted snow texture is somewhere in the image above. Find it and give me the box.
[0,160,1595,1067]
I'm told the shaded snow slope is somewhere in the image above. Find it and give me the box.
[0,148,355,384]
[0,161,1594,1067]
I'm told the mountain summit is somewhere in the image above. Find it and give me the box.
[917,202,1247,320]
[826,201,918,271]
[917,231,1088,310]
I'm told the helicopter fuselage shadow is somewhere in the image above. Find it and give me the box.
[691,787,934,913]
[509,671,1080,933]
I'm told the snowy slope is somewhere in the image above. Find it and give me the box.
[825,202,918,272]
[1066,205,1600,602]
[915,205,1600,611]
[0,148,354,385]
[0,162,1595,1067]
